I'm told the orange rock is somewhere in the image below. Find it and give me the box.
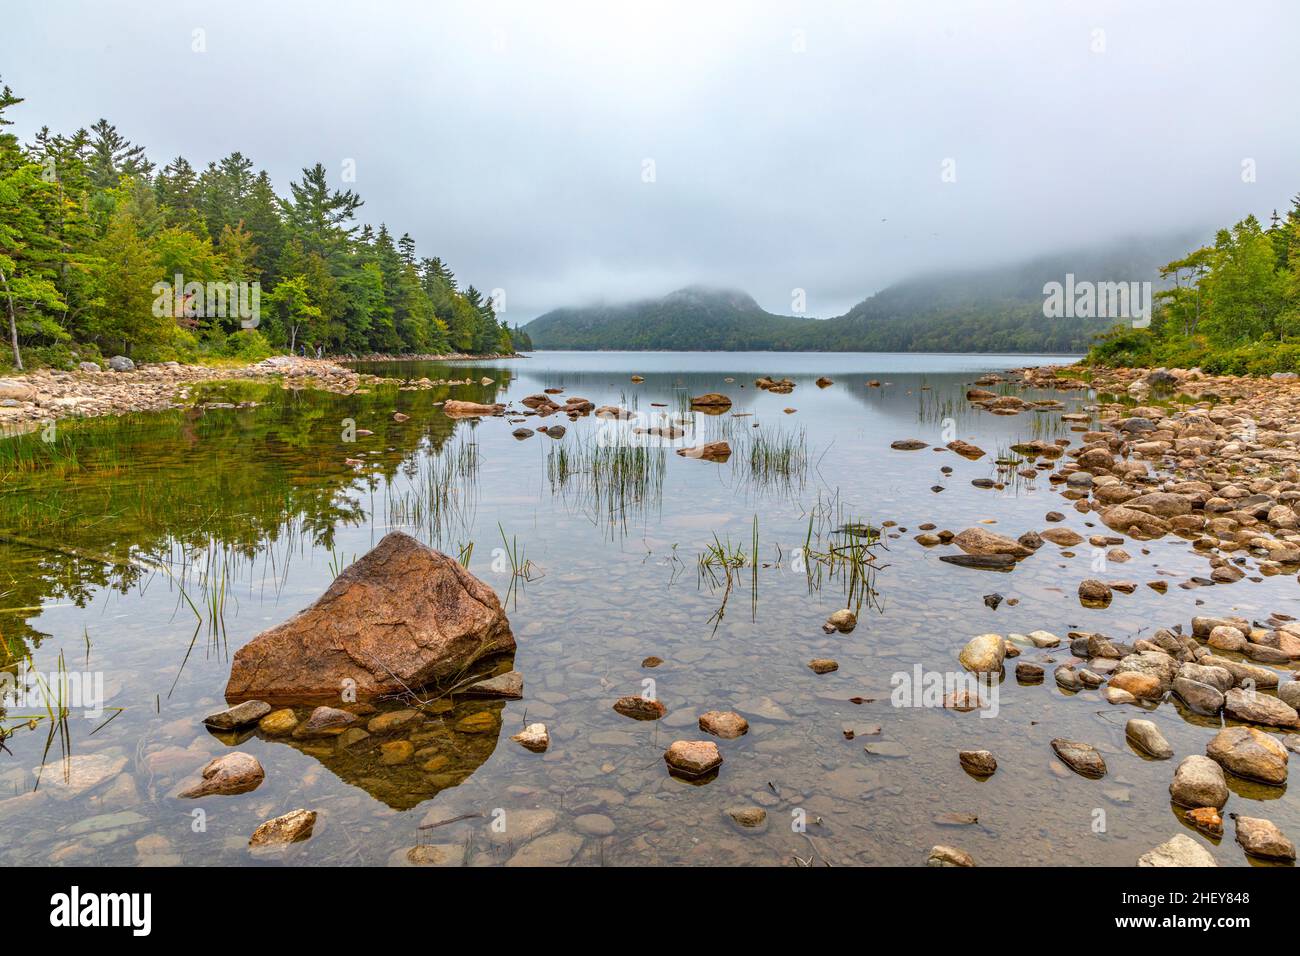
[226,532,514,704]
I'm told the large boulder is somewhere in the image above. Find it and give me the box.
[226,532,514,704]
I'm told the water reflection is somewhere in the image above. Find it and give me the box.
[6,352,1297,867]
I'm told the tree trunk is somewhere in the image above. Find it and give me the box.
[0,267,21,371]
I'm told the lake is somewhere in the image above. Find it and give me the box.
[1,350,1293,866]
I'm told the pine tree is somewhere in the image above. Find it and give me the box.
[86,118,153,189]
[0,79,515,366]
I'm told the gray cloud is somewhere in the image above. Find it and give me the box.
[5,0,1298,319]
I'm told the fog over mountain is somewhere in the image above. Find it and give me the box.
[5,0,1298,320]
[525,232,1201,352]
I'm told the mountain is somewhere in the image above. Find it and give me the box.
[525,235,1198,353]
[523,286,814,351]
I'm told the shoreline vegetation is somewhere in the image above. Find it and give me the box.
[0,78,532,375]
[1084,194,1300,376]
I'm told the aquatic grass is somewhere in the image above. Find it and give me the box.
[0,409,147,481]
[325,539,362,581]
[725,420,810,499]
[796,492,886,614]
[385,434,480,548]
[0,650,76,788]
[695,516,762,632]
[497,523,541,608]
[546,432,666,534]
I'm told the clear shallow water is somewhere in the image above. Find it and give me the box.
[1,350,1295,866]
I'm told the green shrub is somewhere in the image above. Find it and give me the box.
[1085,325,1157,367]
[224,329,273,361]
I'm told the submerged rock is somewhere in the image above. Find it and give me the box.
[202,700,271,731]
[366,709,422,734]
[458,670,524,700]
[698,710,748,738]
[505,831,585,866]
[249,808,316,847]
[1051,738,1107,778]
[726,806,768,829]
[292,705,356,738]
[379,740,415,765]
[927,845,976,867]
[958,750,997,776]
[511,723,550,752]
[258,708,298,736]
[226,532,514,704]
[664,740,722,778]
[823,608,857,633]
[178,752,265,798]
[453,711,499,734]
[613,696,667,720]
[939,553,1016,570]
[1234,816,1295,861]
[1125,719,1173,759]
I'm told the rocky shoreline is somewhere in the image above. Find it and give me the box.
[895,360,1300,865]
[351,351,523,363]
[0,352,520,434]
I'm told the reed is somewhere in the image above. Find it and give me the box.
[546,433,666,532]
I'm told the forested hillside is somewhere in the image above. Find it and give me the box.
[1086,198,1300,374]
[0,79,519,370]
[527,237,1192,353]
[524,286,818,351]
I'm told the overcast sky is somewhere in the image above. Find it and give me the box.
[4,0,1299,319]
